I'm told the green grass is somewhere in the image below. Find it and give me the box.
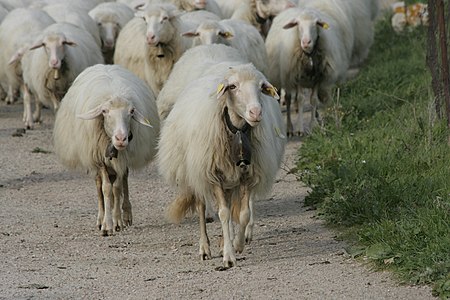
[297,17,450,298]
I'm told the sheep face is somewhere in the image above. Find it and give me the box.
[193,0,207,10]
[283,14,328,54]
[98,21,120,50]
[29,33,77,70]
[217,65,279,127]
[255,0,296,19]
[77,98,152,151]
[182,21,232,46]
[136,5,178,46]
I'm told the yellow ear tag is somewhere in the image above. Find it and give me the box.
[274,125,286,139]
[322,22,329,29]
[266,86,278,98]
[217,83,225,95]
[224,32,233,38]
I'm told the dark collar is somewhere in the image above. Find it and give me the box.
[223,107,250,134]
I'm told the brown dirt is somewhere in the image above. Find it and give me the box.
[0,102,434,299]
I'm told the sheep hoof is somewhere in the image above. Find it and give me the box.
[200,252,211,261]
[223,257,236,268]
[245,237,252,244]
[123,213,132,226]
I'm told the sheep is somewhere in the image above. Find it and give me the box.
[89,2,135,64]
[20,22,104,129]
[53,64,160,236]
[157,45,286,267]
[0,8,55,104]
[299,0,377,68]
[181,19,269,75]
[231,0,296,36]
[29,0,107,12]
[391,2,428,33]
[114,3,195,96]
[266,6,352,136]
[42,3,102,49]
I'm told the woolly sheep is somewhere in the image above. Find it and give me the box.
[266,6,352,136]
[29,0,106,12]
[0,8,55,104]
[182,19,269,74]
[42,3,102,48]
[157,45,286,267]
[53,64,160,236]
[114,3,194,95]
[89,2,135,64]
[299,0,377,68]
[231,0,296,35]
[20,22,104,129]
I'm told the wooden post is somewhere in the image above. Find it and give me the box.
[427,0,441,117]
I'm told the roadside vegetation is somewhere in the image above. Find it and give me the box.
[296,14,450,299]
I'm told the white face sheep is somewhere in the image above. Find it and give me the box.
[158,53,285,267]
[89,2,135,64]
[138,6,177,46]
[266,6,352,136]
[53,64,160,236]
[29,34,76,72]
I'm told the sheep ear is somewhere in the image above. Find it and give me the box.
[134,3,146,11]
[218,31,233,39]
[316,20,329,29]
[76,105,104,120]
[132,108,153,128]
[283,19,298,29]
[216,80,228,99]
[8,47,26,65]
[63,40,77,47]
[262,81,279,100]
[29,41,44,51]
[181,31,199,37]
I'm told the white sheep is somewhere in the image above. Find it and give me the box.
[53,64,160,236]
[20,22,104,129]
[29,0,106,12]
[89,2,135,64]
[0,8,55,104]
[299,0,377,68]
[42,3,102,49]
[134,0,223,17]
[157,45,286,267]
[181,18,269,75]
[231,0,296,35]
[114,3,194,96]
[266,6,352,136]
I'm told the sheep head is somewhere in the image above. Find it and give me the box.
[255,0,296,19]
[29,33,77,70]
[77,98,152,151]
[95,15,121,50]
[135,4,179,46]
[182,21,233,46]
[216,64,279,127]
[283,11,329,54]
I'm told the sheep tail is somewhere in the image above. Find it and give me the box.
[166,192,196,224]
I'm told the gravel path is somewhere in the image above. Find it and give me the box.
[0,102,433,299]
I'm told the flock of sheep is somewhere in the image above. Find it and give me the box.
[0,0,382,268]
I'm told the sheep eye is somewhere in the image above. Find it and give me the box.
[161,16,168,23]
[228,84,236,90]
[101,109,108,114]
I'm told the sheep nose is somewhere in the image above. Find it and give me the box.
[147,33,157,45]
[104,39,114,48]
[50,58,59,68]
[115,134,127,143]
[249,107,262,121]
[302,39,311,46]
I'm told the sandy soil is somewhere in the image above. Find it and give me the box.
[0,102,434,299]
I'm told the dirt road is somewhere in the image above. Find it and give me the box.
[0,102,433,299]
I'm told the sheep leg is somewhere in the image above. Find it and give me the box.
[112,175,124,232]
[292,88,305,136]
[5,85,15,104]
[122,168,132,227]
[196,200,211,260]
[33,101,42,123]
[98,165,114,236]
[214,185,236,268]
[245,195,254,244]
[50,93,60,112]
[95,172,105,231]
[310,86,320,130]
[22,84,33,129]
[285,90,294,137]
[234,185,250,254]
